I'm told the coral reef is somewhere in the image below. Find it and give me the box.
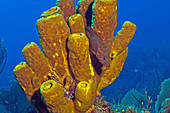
[91,95,111,112]
[13,0,136,112]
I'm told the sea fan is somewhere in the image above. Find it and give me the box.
[155,78,170,112]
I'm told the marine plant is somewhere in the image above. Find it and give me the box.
[13,0,136,112]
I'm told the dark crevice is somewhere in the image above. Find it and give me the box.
[31,89,49,113]
[66,38,75,80]
[90,52,103,75]
[85,2,94,26]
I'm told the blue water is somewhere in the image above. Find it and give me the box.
[0,0,169,112]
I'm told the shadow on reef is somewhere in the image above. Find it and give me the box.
[0,80,36,113]
[0,37,7,74]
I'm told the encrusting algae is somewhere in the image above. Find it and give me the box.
[13,0,136,112]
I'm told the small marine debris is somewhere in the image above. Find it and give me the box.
[50,73,77,102]
[92,95,111,113]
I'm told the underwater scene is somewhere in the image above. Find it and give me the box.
[0,0,169,113]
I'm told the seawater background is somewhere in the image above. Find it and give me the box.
[0,0,169,112]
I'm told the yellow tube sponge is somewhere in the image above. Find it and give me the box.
[92,0,117,52]
[56,0,76,21]
[110,21,137,59]
[97,47,128,91]
[13,0,137,112]
[74,81,92,112]
[37,12,71,79]
[41,6,64,18]
[67,33,95,82]
[40,80,68,113]
[75,81,92,103]
[22,42,51,83]
[69,14,85,34]
[13,62,40,102]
